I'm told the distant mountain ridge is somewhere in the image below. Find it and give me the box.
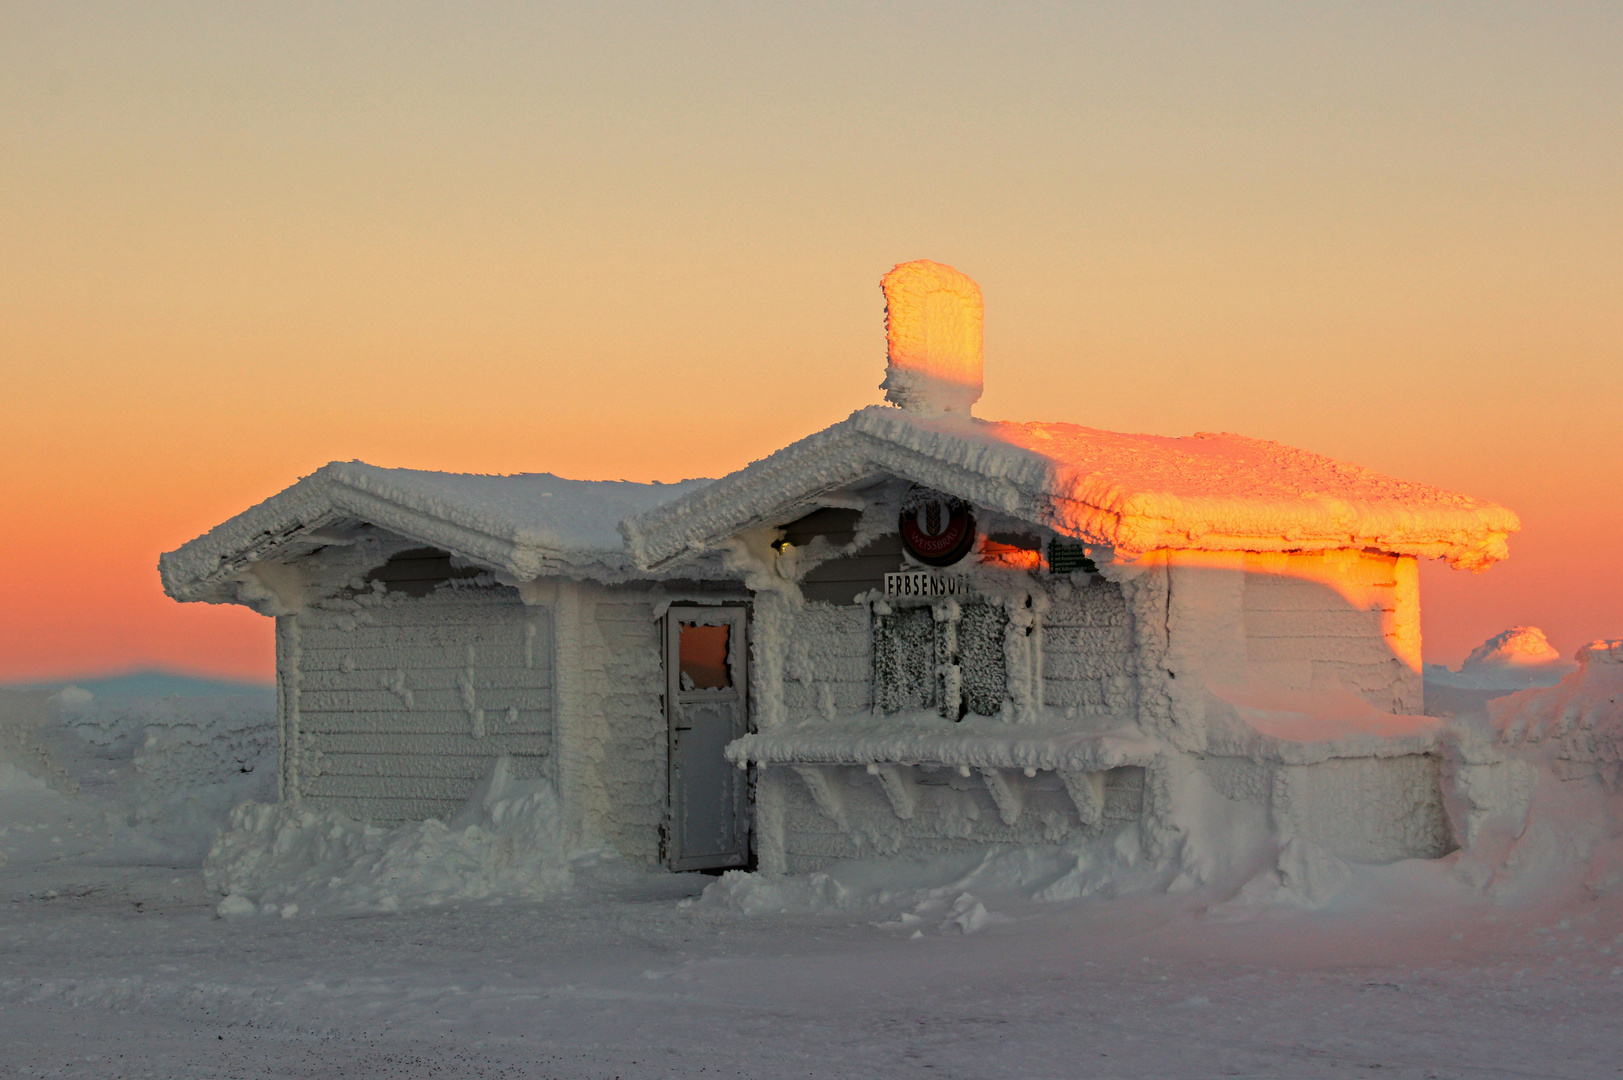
[2,670,275,699]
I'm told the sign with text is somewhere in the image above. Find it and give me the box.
[884,572,969,598]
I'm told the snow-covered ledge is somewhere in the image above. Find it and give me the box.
[724,712,1160,774]
[1202,684,1447,765]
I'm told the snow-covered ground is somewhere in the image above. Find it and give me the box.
[2,650,1622,1080]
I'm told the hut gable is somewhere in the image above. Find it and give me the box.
[160,462,717,606]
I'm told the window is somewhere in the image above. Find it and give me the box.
[956,602,1008,717]
[873,606,936,713]
[678,622,731,691]
[873,601,1008,719]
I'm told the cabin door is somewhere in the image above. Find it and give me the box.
[664,605,751,871]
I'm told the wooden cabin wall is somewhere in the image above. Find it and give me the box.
[551,583,667,867]
[782,603,874,723]
[782,507,905,605]
[1040,577,1138,717]
[1241,551,1423,714]
[279,586,554,825]
[760,573,1142,873]
[771,765,1149,874]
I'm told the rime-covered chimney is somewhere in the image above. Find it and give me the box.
[880,259,984,417]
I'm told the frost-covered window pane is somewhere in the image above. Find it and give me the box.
[873,607,936,713]
[679,623,731,690]
[873,602,1009,718]
[957,602,1008,717]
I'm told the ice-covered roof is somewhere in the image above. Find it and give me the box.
[160,461,713,602]
[165,403,1519,606]
[623,406,1519,570]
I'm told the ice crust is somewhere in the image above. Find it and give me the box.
[161,464,712,603]
[622,406,1519,571]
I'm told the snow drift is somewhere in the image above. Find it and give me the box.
[0,685,276,867]
[54,687,277,860]
[13,633,1618,936]
[205,755,600,917]
[701,637,1623,923]
[693,825,1176,934]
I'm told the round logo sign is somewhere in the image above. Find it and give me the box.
[898,492,976,567]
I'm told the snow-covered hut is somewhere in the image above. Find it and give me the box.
[161,260,1519,876]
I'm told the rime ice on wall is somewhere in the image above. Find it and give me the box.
[1104,559,1178,742]
[288,587,554,825]
[958,602,1009,718]
[751,540,1452,873]
[281,568,677,864]
[1242,551,1421,714]
[1110,548,1422,747]
[1278,755,1452,862]
[1039,576,1135,718]
[872,607,938,714]
[575,591,667,865]
[754,571,1148,872]
[783,604,874,724]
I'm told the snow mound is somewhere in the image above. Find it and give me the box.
[692,825,1172,933]
[0,688,76,790]
[1467,626,1566,671]
[1427,626,1576,693]
[0,760,113,868]
[1491,639,1623,759]
[0,686,275,867]
[205,755,599,916]
[51,687,276,860]
[1439,641,1623,904]
[1425,626,1579,720]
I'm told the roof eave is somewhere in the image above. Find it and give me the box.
[158,467,656,606]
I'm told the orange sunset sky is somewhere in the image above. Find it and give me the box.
[2,3,1619,684]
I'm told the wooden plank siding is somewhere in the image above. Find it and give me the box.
[364,547,487,597]
[782,508,907,605]
[1240,557,1416,712]
[592,597,667,865]
[1040,579,1137,716]
[783,603,873,722]
[300,712,552,736]
[294,587,554,824]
